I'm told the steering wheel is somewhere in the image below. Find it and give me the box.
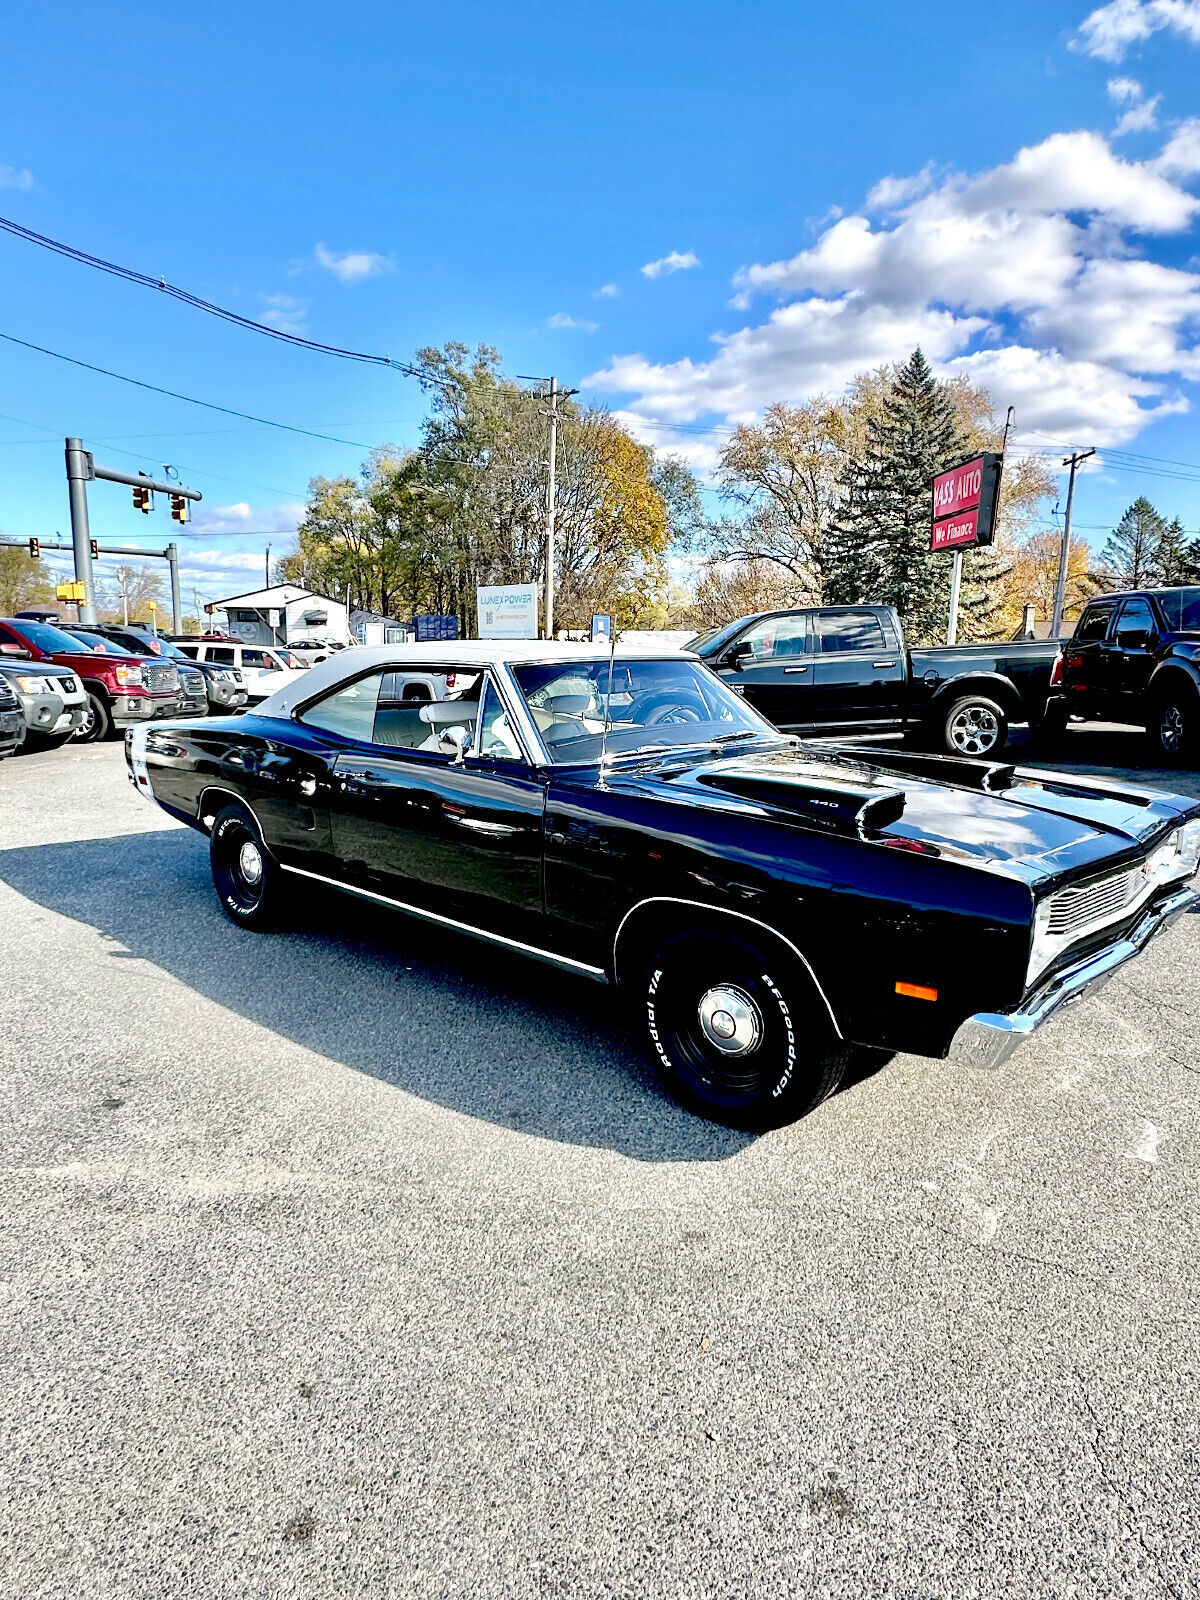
[629,691,707,725]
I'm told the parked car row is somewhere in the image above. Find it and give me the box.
[0,615,251,756]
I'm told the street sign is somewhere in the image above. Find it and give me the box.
[930,453,1002,552]
[476,583,538,640]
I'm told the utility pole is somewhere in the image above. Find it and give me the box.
[166,542,182,635]
[544,377,559,640]
[264,543,271,588]
[1051,448,1096,639]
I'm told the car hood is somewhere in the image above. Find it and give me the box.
[612,742,1198,888]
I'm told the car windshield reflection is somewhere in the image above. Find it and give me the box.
[511,658,780,763]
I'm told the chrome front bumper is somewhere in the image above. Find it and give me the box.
[949,883,1199,1071]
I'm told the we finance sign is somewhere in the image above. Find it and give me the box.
[930,452,1002,553]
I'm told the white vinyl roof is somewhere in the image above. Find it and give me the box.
[253,637,697,719]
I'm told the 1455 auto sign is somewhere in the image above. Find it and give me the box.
[930,452,1002,552]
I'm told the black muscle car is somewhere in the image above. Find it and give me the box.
[126,642,1200,1127]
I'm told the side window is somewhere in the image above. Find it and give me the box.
[1075,603,1116,642]
[207,647,235,665]
[1116,599,1155,640]
[477,678,524,762]
[816,611,886,653]
[300,672,384,741]
[242,649,268,668]
[736,615,808,660]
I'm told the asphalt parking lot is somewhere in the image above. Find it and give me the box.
[2,731,1199,1599]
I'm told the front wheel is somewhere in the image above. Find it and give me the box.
[639,930,851,1128]
[73,692,111,744]
[939,694,1008,759]
[209,805,290,929]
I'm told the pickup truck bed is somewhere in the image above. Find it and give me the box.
[691,604,1061,758]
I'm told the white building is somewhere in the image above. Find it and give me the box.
[207,585,351,648]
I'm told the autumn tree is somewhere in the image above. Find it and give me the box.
[0,545,54,614]
[101,563,165,624]
[994,532,1098,637]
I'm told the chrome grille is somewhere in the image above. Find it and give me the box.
[0,677,18,708]
[142,662,180,693]
[1046,866,1143,936]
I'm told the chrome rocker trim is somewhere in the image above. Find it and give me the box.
[949,883,1198,1072]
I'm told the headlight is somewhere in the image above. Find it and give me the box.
[15,674,54,694]
[114,664,144,688]
[1148,819,1200,885]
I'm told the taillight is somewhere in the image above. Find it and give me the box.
[1064,651,1084,673]
[1049,652,1063,687]
[445,673,457,691]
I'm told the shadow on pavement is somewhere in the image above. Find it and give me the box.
[0,827,756,1163]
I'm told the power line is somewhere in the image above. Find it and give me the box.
[0,330,383,448]
[0,213,426,376]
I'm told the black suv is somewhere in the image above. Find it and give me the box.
[86,625,246,714]
[1051,585,1200,762]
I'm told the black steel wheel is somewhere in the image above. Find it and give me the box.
[209,805,288,929]
[940,693,1008,759]
[73,691,111,744]
[640,929,850,1128]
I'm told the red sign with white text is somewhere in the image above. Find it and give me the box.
[932,456,985,520]
[930,452,1001,553]
[931,508,980,551]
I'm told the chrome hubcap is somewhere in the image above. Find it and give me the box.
[697,985,762,1056]
[950,705,999,756]
[238,841,263,884]
[1161,705,1183,752]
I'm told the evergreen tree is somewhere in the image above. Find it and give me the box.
[1154,516,1199,586]
[823,349,1007,643]
[1101,498,1166,587]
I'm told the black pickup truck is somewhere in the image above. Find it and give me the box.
[1051,585,1200,763]
[690,605,1060,758]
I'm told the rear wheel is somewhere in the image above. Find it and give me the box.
[209,805,289,929]
[73,691,111,744]
[639,929,851,1128]
[939,693,1008,759]
[1152,685,1198,765]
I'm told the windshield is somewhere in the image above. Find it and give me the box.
[1156,588,1200,632]
[7,619,98,654]
[65,630,135,656]
[511,657,779,763]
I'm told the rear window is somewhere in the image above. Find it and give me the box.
[1155,588,1200,632]
[815,610,887,653]
[1076,602,1116,642]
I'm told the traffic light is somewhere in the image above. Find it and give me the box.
[132,483,152,513]
[170,493,188,524]
[89,538,99,559]
[27,537,40,559]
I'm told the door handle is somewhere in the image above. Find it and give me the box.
[784,665,808,674]
[872,660,896,668]
[454,815,520,837]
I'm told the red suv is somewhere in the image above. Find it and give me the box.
[0,617,182,742]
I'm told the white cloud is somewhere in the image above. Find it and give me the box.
[1107,75,1143,100]
[189,502,305,536]
[1075,0,1200,59]
[547,312,599,332]
[1114,94,1162,135]
[641,250,701,279]
[589,124,1200,455]
[313,242,392,283]
[259,294,308,335]
[0,164,33,191]
[866,164,937,210]
[595,283,619,298]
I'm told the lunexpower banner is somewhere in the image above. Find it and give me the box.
[477,582,539,639]
[930,453,1002,552]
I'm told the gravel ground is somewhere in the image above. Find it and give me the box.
[1,731,1199,1599]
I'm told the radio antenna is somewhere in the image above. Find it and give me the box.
[599,625,617,768]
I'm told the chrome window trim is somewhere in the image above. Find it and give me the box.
[278,862,607,981]
[611,896,842,1038]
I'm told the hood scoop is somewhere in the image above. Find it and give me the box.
[696,765,906,837]
[830,745,1016,793]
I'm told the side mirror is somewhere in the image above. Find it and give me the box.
[723,643,752,669]
[439,726,471,764]
[0,644,30,658]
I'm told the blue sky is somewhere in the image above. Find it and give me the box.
[2,0,1199,609]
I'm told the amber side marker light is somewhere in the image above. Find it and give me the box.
[896,981,938,1002]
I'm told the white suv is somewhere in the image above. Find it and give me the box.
[176,642,305,684]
